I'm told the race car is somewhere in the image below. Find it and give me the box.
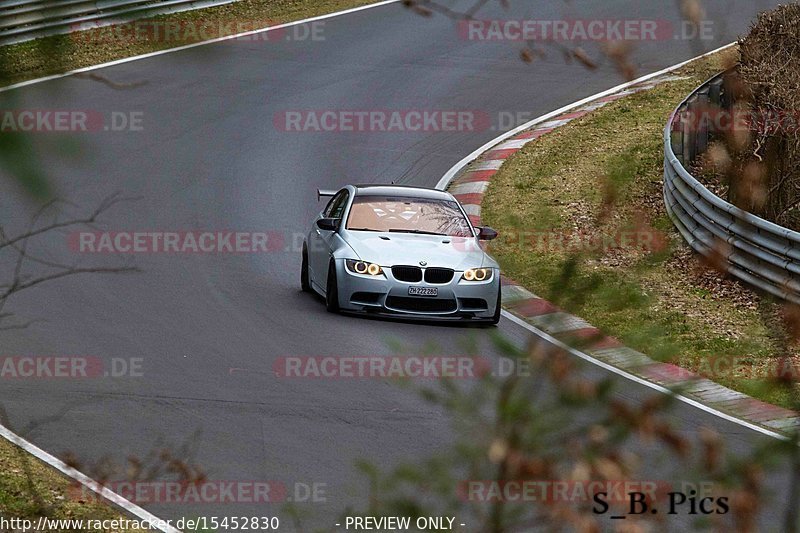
[301,184,501,324]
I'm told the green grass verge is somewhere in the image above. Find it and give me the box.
[0,435,147,532]
[0,0,379,87]
[482,49,799,409]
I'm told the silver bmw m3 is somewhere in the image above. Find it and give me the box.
[301,184,502,324]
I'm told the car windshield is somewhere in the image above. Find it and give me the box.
[346,195,473,237]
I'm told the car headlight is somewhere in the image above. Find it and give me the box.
[462,268,493,282]
[345,259,384,276]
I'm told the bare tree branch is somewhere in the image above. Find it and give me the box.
[0,193,138,252]
[0,193,141,330]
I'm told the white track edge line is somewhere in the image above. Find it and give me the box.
[501,310,788,442]
[0,424,182,532]
[433,41,793,442]
[434,41,736,190]
[0,0,403,94]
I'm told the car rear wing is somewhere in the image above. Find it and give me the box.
[317,189,338,201]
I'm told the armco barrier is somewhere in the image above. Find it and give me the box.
[0,0,237,45]
[663,71,800,304]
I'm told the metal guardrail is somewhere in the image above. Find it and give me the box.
[0,0,238,45]
[663,71,800,304]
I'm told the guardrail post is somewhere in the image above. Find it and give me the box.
[695,87,710,157]
[708,78,723,108]
[707,78,725,145]
[683,95,698,163]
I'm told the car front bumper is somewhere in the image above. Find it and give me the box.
[335,261,500,321]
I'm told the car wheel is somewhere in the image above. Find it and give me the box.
[301,244,311,293]
[490,286,502,325]
[325,260,340,313]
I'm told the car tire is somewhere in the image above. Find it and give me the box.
[325,260,340,313]
[301,244,312,293]
[490,286,502,325]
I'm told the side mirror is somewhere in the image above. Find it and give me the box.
[316,218,339,231]
[477,226,498,241]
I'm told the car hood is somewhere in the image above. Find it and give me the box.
[343,231,494,271]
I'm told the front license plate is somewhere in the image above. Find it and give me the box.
[408,286,438,297]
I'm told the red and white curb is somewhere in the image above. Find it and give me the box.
[440,50,799,439]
